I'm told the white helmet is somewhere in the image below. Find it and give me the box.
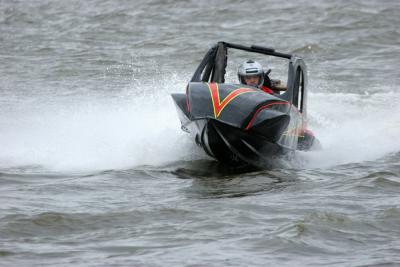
[237,60,264,86]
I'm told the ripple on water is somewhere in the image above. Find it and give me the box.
[355,171,400,194]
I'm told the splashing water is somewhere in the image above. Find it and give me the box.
[0,75,398,172]
[0,79,202,172]
[299,89,400,168]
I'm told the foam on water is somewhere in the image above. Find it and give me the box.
[0,81,203,172]
[299,87,400,168]
[0,75,398,172]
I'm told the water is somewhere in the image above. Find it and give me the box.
[1,0,400,266]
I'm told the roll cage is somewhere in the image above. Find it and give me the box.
[190,41,308,116]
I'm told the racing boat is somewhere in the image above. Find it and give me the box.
[171,42,319,168]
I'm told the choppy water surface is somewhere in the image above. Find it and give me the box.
[1,0,400,266]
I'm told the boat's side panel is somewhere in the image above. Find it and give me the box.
[171,93,192,133]
[276,106,303,149]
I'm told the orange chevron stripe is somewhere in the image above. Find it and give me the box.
[207,83,255,118]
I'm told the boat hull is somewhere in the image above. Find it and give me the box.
[195,119,291,167]
[171,82,316,168]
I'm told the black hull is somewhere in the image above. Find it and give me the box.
[197,119,290,168]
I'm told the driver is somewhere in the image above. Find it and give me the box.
[237,60,273,94]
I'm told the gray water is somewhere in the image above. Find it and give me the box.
[1,0,400,266]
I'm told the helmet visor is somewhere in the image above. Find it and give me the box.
[242,74,262,86]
